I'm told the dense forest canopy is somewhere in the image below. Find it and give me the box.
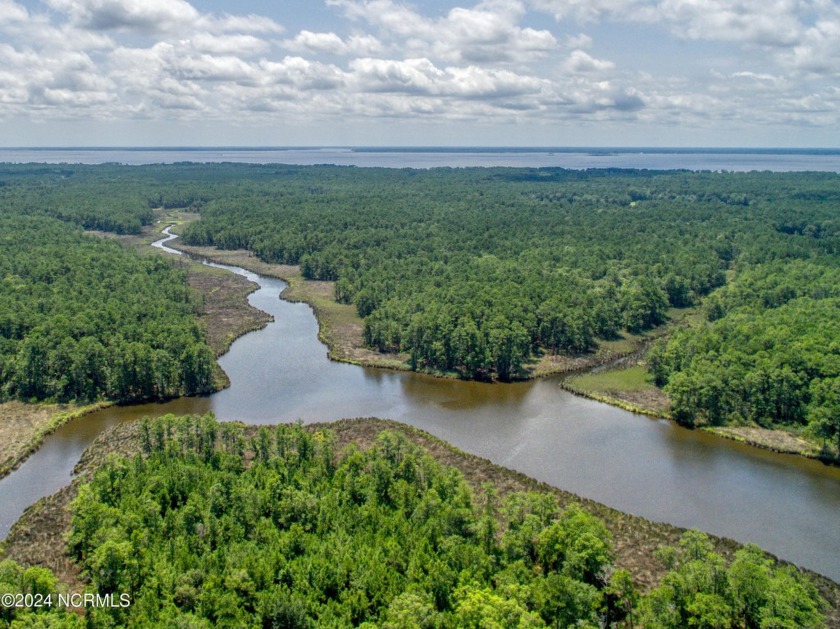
[0,415,826,628]
[174,166,839,380]
[173,164,840,442]
[2,163,839,437]
[0,199,215,403]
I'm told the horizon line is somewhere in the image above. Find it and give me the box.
[2,145,840,153]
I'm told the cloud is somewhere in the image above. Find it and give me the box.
[0,44,116,117]
[329,0,557,63]
[529,0,651,22]
[0,0,837,138]
[188,33,271,57]
[785,15,840,75]
[260,57,347,90]
[349,57,548,98]
[283,31,382,56]
[197,14,285,35]
[530,0,832,48]
[285,31,346,55]
[564,50,615,73]
[565,33,593,49]
[169,54,256,83]
[657,0,804,46]
[46,0,199,34]
[0,0,28,23]
[2,17,115,51]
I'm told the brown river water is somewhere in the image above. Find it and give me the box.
[2,228,839,582]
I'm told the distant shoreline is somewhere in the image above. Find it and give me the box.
[3,147,839,171]
[2,145,840,153]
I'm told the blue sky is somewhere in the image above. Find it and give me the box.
[1,0,838,147]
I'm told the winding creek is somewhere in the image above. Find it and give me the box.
[2,227,840,583]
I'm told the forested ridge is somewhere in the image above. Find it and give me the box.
[0,415,827,628]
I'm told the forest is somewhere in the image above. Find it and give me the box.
[0,163,838,626]
[175,164,840,444]
[0,414,827,628]
[648,258,840,449]
[0,166,214,402]
[2,162,839,437]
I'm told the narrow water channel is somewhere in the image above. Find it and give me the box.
[2,228,840,582]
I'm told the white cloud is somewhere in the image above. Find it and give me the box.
[2,17,115,51]
[0,0,28,23]
[197,14,285,35]
[657,0,804,46]
[169,54,256,83]
[349,57,547,99]
[286,31,346,55]
[188,33,270,57]
[565,33,593,49]
[530,0,833,49]
[283,30,382,57]
[785,16,840,75]
[0,44,116,117]
[529,0,651,22]
[260,57,347,90]
[46,0,199,34]
[329,0,557,63]
[565,50,615,73]
[39,86,115,107]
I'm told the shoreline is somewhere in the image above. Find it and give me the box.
[702,425,835,464]
[0,218,276,482]
[3,416,838,623]
[564,361,838,465]
[0,401,112,481]
[559,379,670,420]
[163,226,837,466]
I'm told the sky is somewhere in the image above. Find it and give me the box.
[0,0,838,147]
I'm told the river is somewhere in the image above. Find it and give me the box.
[2,228,839,582]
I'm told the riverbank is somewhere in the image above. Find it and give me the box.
[704,426,829,460]
[93,215,274,388]
[167,222,667,380]
[163,225,840,467]
[564,359,836,463]
[166,226,412,371]
[0,401,111,481]
[562,363,672,419]
[2,416,838,625]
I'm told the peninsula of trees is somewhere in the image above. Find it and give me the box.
[0,415,827,627]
